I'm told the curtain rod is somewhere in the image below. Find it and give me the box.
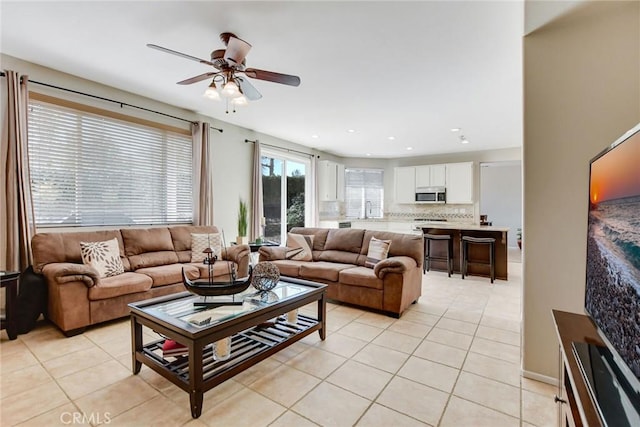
[0,71,224,133]
[244,139,317,158]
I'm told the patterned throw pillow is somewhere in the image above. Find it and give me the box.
[80,238,125,278]
[285,233,314,261]
[365,237,391,268]
[191,233,222,263]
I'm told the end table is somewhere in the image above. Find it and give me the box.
[1,271,20,340]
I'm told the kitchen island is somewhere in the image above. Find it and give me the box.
[417,224,509,280]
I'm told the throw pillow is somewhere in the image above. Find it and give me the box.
[365,237,391,268]
[191,233,222,263]
[285,233,314,261]
[80,238,125,278]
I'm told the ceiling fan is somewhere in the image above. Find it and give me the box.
[148,32,300,111]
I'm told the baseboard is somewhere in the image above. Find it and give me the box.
[522,369,559,387]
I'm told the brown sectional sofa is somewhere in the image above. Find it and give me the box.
[31,225,250,335]
[258,227,424,317]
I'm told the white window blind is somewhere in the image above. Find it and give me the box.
[28,100,193,227]
[345,168,384,219]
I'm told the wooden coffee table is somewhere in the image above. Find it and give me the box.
[129,277,327,418]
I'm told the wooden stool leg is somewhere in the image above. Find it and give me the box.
[461,240,466,279]
[490,242,495,283]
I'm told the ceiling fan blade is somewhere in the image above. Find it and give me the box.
[224,35,252,66]
[147,43,215,66]
[177,72,217,85]
[244,68,301,87]
[236,76,262,101]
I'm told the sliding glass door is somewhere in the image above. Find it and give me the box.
[261,150,311,244]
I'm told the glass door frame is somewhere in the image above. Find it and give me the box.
[261,148,312,244]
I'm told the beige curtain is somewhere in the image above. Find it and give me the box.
[251,140,264,240]
[1,70,36,272]
[192,121,214,226]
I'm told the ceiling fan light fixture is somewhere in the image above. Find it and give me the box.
[460,135,470,144]
[222,79,241,98]
[203,81,220,100]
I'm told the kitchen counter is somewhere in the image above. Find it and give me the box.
[413,223,509,232]
[419,225,509,280]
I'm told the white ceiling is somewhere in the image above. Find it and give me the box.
[1,1,525,158]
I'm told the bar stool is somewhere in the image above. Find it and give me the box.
[423,233,454,277]
[461,236,496,283]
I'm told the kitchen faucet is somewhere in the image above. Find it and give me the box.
[364,200,372,219]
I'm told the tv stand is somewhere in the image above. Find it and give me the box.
[552,310,604,427]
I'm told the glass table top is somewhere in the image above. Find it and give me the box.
[144,282,312,329]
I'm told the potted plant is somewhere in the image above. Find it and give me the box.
[237,199,248,245]
[516,228,522,250]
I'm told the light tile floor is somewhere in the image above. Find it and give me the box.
[1,256,559,426]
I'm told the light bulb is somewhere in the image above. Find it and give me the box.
[222,80,240,98]
[203,82,220,100]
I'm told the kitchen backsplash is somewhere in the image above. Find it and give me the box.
[320,201,475,223]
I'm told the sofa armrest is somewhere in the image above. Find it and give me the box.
[258,246,287,261]
[222,244,250,278]
[41,262,100,288]
[373,256,416,279]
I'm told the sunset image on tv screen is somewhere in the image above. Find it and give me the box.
[585,130,640,379]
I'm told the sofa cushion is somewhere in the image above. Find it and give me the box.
[191,233,222,263]
[32,229,130,274]
[80,238,125,278]
[122,228,180,270]
[285,233,314,261]
[169,225,219,263]
[339,267,384,290]
[289,227,330,251]
[316,250,360,265]
[88,272,153,301]
[300,261,355,282]
[269,260,306,277]
[324,229,365,253]
[136,263,199,287]
[365,237,391,268]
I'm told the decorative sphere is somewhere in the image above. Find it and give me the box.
[251,262,280,291]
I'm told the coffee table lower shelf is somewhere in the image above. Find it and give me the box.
[134,314,321,417]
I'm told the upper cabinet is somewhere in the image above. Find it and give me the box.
[318,160,345,201]
[394,167,416,203]
[415,164,446,188]
[446,162,474,204]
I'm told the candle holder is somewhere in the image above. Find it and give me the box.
[214,336,231,361]
[286,309,298,325]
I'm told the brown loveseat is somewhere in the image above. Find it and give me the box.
[31,225,250,335]
[258,227,423,317]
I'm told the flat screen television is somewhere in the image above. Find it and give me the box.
[578,122,640,426]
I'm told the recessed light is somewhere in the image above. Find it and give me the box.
[366,153,372,156]
[406,146,413,151]
[451,128,461,132]
[311,134,319,139]
[387,136,395,140]
[347,129,356,133]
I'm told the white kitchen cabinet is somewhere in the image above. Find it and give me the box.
[351,221,388,231]
[415,164,446,188]
[318,160,345,201]
[394,167,416,203]
[446,162,474,204]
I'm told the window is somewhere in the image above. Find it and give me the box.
[345,168,384,219]
[28,98,193,227]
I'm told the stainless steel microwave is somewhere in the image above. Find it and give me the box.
[415,187,446,203]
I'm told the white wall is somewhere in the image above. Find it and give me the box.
[523,1,640,380]
[480,162,522,247]
[1,54,327,240]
